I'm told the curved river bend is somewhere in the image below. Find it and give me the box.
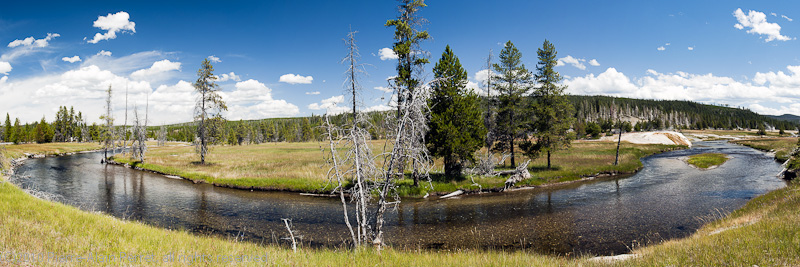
[12,141,786,255]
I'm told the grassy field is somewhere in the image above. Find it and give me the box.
[731,137,798,161]
[686,153,729,169]
[112,140,683,196]
[683,129,794,139]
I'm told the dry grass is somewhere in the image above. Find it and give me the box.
[112,140,682,196]
[0,142,102,160]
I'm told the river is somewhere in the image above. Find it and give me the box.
[11,141,787,256]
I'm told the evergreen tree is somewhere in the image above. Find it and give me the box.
[492,41,532,167]
[193,59,228,164]
[426,45,486,177]
[35,117,50,143]
[522,39,575,169]
[386,0,430,118]
[12,118,21,144]
[4,113,11,142]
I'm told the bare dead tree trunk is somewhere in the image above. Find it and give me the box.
[614,100,621,166]
[281,218,298,253]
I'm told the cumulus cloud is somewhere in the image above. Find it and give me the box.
[657,46,666,51]
[217,72,241,82]
[221,79,300,119]
[557,55,587,70]
[87,11,136,44]
[62,56,81,63]
[0,62,11,74]
[279,73,313,84]
[688,46,695,51]
[308,95,349,114]
[374,86,392,93]
[733,8,792,42]
[130,59,181,81]
[97,50,112,56]
[208,55,221,63]
[588,59,600,66]
[562,66,800,115]
[305,91,320,95]
[378,47,398,60]
[8,33,60,48]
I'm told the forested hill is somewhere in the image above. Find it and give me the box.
[570,95,799,131]
[152,95,798,144]
[767,114,800,124]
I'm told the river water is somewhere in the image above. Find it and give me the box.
[11,141,787,256]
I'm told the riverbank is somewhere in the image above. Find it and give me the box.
[2,162,798,265]
[110,140,685,197]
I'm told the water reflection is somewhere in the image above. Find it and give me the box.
[12,141,786,255]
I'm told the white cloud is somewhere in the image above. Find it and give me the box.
[221,79,300,120]
[563,67,800,113]
[279,73,313,84]
[782,15,793,22]
[8,33,60,48]
[364,104,393,112]
[657,46,666,51]
[588,59,600,66]
[208,55,221,63]
[217,72,241,82]
[62,56,81,63]
[305,91,320,95]
[308,95,349,114]
[378,47,398,60]
[374,86,392,93]
[688,46,695,51]
[771,12,777,17]
[130,59,181,81]
[0,62,11,74]
[557,55,587,70]
[87,11,136,44]
[97,50,112,57]
[733,8,792,42]
[1,33,60,62]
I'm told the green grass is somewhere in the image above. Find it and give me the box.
[113,140,684,197]
[686,153,729,169]
[731,137,798,161]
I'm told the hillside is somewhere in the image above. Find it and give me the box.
[151,95,799,144]
[768,114,800,124]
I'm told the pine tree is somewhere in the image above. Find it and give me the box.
[12,118,21,144]
[426,45,486,177]
[522,39,575,169]
[193,59,228,164]
[386,0,430,118]
[492,41,532,167]
[4,113,11,142]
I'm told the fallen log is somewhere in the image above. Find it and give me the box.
[503,160,531,191]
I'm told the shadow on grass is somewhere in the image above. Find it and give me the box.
[403,173,467,183]
[190,161,216,166]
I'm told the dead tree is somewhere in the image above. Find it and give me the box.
[157,125,167,146]
[373,84,433,249]
[281,218,298,253]
[100,85,114,162]
[323,29,380,246]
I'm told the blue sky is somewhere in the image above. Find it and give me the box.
[1,0,799,125]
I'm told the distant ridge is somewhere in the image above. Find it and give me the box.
[767,114,800,124]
